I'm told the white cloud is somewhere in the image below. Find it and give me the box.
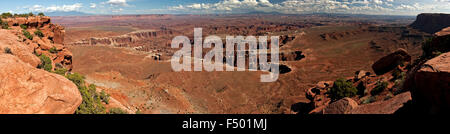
[28,3,83,12]
[105,0,129,6]
[90,3,97,8]
[167,0,449,15]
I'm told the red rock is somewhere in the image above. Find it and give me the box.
[0,54,81,114]
[350,92,412,114]
[322,98,358,114]
[435,27,450,36]
[372,49,411,75]
[413,52,450,113]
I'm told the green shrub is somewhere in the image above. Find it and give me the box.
[65,73,108,114]
[55,63,64,68]
[22,30,33,40]
[361,96,375,104]
[1,20,8,29]
[4,47,12,54]
[38,12,45,16]
[53,68,67,76]
[371,81,388,95]
[108,108,128,114]
[135,109,143,114]
[76,84,106,114]
[49,47,57,53]
[1,12,13,18]
[99,90,110,104]
[34,30,44,38]
[38,54,52,72]
[328,78,358,101]
[65,73,85,87]
[20,24,27,29]
[392,68,405,80]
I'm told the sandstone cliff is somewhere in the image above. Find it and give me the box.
[410,13,450,34]
[0,16,81,114]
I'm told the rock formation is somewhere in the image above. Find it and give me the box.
[410,13,450,34]
[304,49,413,114]
[0,54,82,114]
[0,16,81,114]
[372,49,411,75]
[3,16,72,71]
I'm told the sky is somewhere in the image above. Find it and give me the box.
[0,0,449,15]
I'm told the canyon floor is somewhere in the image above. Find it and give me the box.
[56,14,429,114]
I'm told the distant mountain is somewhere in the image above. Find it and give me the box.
[44,11,92,16]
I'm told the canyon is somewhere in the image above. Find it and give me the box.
[0,13,447,114]
[54,14,435,114]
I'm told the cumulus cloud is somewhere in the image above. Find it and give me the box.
[28,3,83,12]
[167,0,448,15]
[105,0,129,6]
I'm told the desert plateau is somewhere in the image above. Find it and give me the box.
[0,0,449,115]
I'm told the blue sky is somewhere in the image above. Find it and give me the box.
[1,0,449,15]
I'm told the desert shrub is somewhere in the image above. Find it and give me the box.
[108,108,128,114]
[4,47,12,54]
[49,47,57,53]
[34,30,44,38]
[421,36,450,59]
[99,90,110,104]
[1,12,13,18]
[384,92,394,100]
[361,96,375,104]
[20,24,27,29]
[1,20,8,29]
[76,84,106,114]
[392,68,406,80]
[65,73,85,87]
[53,68,67,76]
[38,12,45,16]
[55,63,64,68]
[38,54,52,72]
[328,78,358,101]
[371,81,388,95]
[65,73,108,114]
[22,30,33,40]
[135,109,143,114]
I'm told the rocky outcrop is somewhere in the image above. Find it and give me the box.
[321,98,358,114]
[302,49,414,114]
[0,30,41,67]
[0,16,81,114]
[72,30,173,46]
[372,49,411,75]
[4,16,71,70]
[408,52,450,114]
[0,54,82,114]
[435,27,450,36]
[350,92,411,114]
[410,13,450,34]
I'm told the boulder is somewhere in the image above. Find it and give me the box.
[355,70,370,80]
[372,49,411,75]
[322,98,358,114]
[350,92,412,114]
[412,52,450,114]
[0,54,82,114]
[36,38,53,50]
